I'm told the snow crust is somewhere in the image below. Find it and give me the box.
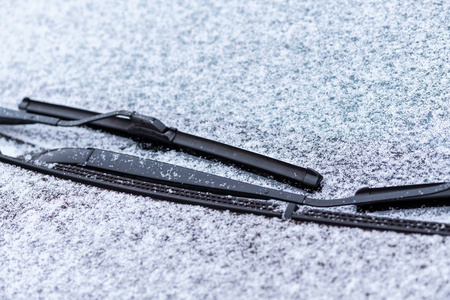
[0,0,449,298]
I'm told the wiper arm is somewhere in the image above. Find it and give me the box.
[12,98,322,189]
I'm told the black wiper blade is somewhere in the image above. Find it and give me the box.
[32,148,307,205]
[2,100,449,235]
[1,147,449,235]
[2,104,448,210]
[26,148,450,210]
[16,98,322,189]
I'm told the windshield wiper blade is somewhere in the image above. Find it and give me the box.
[0,147,449,235]
[3,101,448,209]
[29,148,450,209]
[13,98,322,189]
[2,100,450,235]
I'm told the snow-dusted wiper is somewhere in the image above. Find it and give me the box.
[0,146,449,235]
[30,148,450,211]
[2,98,323,189]
[1,100,450,235]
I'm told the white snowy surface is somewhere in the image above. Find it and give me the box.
[0,0,449,298]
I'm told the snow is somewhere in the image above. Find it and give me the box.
[0,0,450,298]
